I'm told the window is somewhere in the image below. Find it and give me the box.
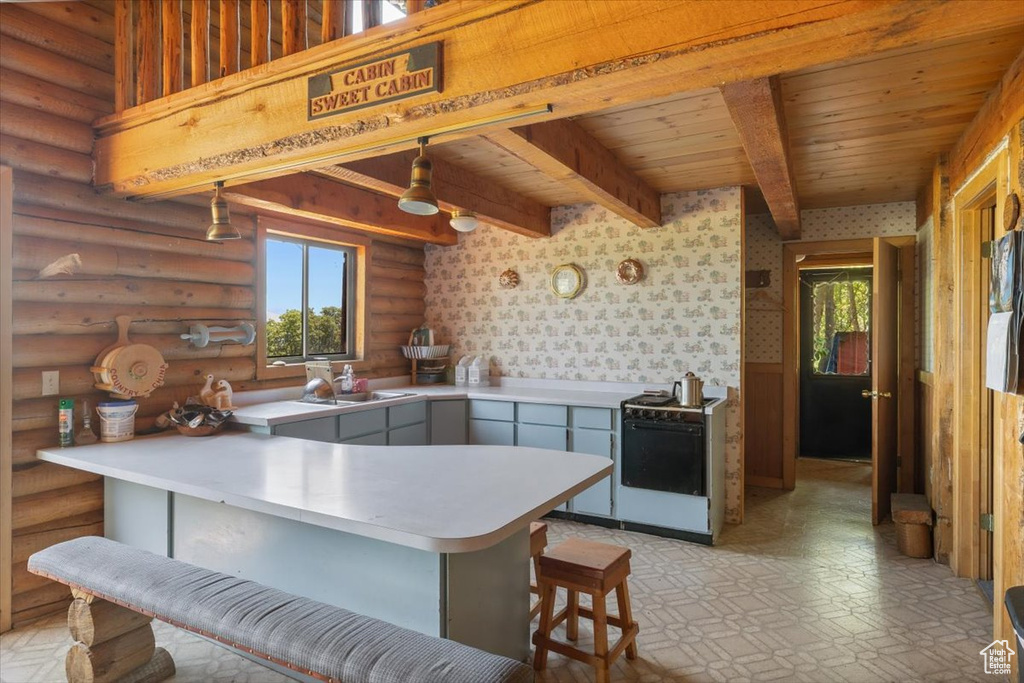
[806,269,872,376]
[264,235,356,362]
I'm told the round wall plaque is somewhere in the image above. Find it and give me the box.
[616,258,644,285]
[1004,192,1021,231]
[550,263,585,299]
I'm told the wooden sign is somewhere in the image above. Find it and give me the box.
[308,43,441,120]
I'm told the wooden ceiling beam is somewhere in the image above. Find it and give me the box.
[92,0,1024,199]
[224,173,456,245]
[720,76,801,240]
[321,151,551,238]
[484,120,661,228]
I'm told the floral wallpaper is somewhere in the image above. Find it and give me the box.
[424,188,745,523]
[744,202,918,364]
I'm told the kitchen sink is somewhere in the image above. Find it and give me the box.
[296,391,413,405]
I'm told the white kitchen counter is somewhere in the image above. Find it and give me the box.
[230,382,646,427]
[36,432,611,553]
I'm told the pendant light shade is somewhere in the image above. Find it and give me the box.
[398,138,439,216]
[206,181,241,241]
[449,209,479,233]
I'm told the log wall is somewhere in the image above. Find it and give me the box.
[0,1,425,629]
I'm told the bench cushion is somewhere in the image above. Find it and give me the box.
[29,537,533,683]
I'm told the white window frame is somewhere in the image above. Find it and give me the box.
[256,216,368,381]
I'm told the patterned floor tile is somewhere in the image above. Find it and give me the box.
[0,459,1001,682]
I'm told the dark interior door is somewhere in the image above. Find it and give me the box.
[799,268,872,459]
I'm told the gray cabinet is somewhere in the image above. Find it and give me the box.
[344,432,387,446]
[570,410,615,517]
[516,423,567,450]
[389,422,428,446]
[469,418,515,446]
[338,408,387,443]
[430,400,467,445]
[516,404,569,511]
[272,416,336,443]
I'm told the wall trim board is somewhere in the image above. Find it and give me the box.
[745,362,783,374]
[1,165,13,633]
[949,149,1006,583]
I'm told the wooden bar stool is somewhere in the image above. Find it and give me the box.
[533,538,639,683]
[529,522,548,619]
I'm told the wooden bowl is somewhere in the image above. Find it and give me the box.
[174,423,223,437]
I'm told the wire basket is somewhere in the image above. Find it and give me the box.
[400,345,450,359]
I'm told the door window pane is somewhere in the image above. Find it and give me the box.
[307,245,347,356]
[810,275,871,376]
[266,239,303,358]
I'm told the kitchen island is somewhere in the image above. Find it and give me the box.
[37,432,611,661]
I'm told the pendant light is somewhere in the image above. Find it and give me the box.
[449,209,479,233]
[206,181,241,241]
[397,137,439,216]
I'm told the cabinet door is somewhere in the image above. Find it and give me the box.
[388,422,428,446]
[430,400,467,445]
[516,423,567,451]
[341,432,387,446]
[272,416,336,443]
[571,428,613,516]
[469,419,515,446]
[337,408,387,441]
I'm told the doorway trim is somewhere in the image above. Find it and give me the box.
[1,165,12,633]
[949,149,1006,581]
[782,236,916,491]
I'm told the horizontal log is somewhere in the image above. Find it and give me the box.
[368,296,426,316]
[13,213,256,263]
[0,4,114,73]
[369,263,425,283]
[13,278,254,309]
[0,135,93,184]
[13,596,73,628]
[13,331,253,370]
[12,427,54,466]
[18,1,115,45]
[369,277,426,299]
[372,242,425,267]
[0,68,112,123]
[66,623,156,683]
[69,598,153,648]
[0,34,113,99]
[13,357,257,401]
[12,580,70,616]
[117,647,175,683]
[370,314,427,333]
[12,306,252,337]
[13,462,102,498]
[13,560,51,596]
[13,235,255,285]
[12,173,239,236]
[12,510,104,563]
[0,101,93,154]
[12,480,104,532]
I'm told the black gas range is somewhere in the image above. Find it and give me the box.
[621,392,718,423]
[620,392,711,497]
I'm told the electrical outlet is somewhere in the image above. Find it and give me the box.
[41,370,59,396]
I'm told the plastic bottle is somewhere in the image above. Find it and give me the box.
[58,398,74,447]
[339,364,354,394]
[455,356,471,386]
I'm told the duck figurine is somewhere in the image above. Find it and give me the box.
[199,374,217,408]
[212,379,236,411]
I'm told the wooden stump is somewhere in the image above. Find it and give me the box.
[63,595,174,683]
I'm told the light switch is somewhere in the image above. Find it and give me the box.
[42,370,59,396]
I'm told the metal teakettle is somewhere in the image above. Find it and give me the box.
[673,372,704,408]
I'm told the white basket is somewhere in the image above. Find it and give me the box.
[400,345,450,359]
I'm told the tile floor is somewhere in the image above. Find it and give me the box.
[0,459,998,682]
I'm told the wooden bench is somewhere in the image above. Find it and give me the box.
[29,536,534,683]
[891,493,933,558]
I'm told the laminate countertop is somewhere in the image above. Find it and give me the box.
[36,432,611,553]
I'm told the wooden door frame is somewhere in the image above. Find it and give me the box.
[950,149,1006,580]
[1,165,13,633]
[782,236,915,490]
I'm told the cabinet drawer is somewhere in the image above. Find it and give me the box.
[388,401,427,428]
[573,407,614,430]
[468,400,515,421]
[273,416,336,443]
[517,423,567,451]
[337,408,386,440]
[518,403,567,426]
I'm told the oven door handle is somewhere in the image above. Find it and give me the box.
[625,421,703,434]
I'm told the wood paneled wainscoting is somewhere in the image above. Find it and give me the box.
[744,362,784,488]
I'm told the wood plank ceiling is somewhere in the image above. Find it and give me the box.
[320,26,1022,230]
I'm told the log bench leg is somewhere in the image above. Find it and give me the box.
[64,596,175,683]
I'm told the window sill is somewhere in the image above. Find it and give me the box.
[258,359,372,382]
